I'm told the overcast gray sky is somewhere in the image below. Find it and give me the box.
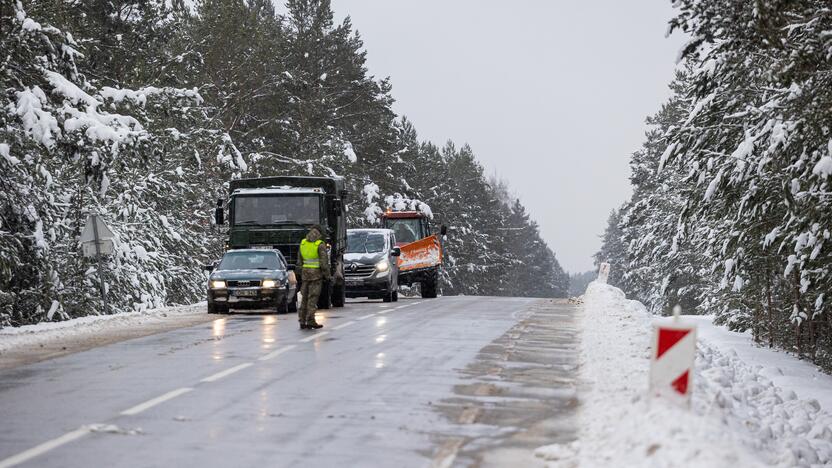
[328,1,687,273]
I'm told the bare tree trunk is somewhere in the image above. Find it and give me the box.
[793,268,803,357]
[766,265,774,348]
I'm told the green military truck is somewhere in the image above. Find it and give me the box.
[213,176,348,308]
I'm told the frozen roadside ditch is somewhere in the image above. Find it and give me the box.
[534,281,832,468]
[0,303,210,368]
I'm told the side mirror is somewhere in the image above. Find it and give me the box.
[391,247,401,257]
[440,224,448,236]
[214,198,224,225]
[332,199,343,211]
[287,264,296,271]
[203,263,215,272]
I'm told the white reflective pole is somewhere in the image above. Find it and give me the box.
[92,214,109,315]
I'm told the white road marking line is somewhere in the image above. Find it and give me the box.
[300,331,329,342]
[0,426,91,468]
[120,387,194,416]
[258,344,296,361]
[356,313,376,320]
[332,320,355,330]
[200,362,254,383]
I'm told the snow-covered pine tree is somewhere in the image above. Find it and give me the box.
[1,0,237,324]
[626,0,832,369]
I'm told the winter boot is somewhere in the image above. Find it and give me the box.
[307,321,323,329]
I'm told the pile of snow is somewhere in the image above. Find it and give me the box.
[536,281,832,467]
[0,303,205,354]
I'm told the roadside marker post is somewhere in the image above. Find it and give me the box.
[597,262,610,283]
[649,305,697,406]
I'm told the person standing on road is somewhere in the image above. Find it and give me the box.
[296,225,330,330]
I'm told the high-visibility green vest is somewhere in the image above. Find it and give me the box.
[300,239,323,268]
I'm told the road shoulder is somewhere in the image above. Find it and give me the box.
[0,304,215,369]
[429,298,580,467]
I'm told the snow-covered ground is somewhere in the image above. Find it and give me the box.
[535,281,832,467]
[687,315,832,414]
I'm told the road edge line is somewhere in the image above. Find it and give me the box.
[332,320,355,330]
[120,387,194,416]
[0,426,91,468]
[200,362,254,383]
[299,331,329,343]
[258,344,296,361]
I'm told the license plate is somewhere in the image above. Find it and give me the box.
[234,290,258,297]
[346,279,362,286]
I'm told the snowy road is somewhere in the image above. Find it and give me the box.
[0,296,579,468]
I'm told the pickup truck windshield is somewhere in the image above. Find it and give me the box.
[233,195,320,226]
[347,232,386,254]
[218,251,282,270]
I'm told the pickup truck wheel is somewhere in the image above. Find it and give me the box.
[208,302,216,314]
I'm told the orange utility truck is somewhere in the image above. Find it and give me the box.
[380,210,446,298]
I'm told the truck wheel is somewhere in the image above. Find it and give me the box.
[332,282,345,308]
[383,290,393,302]
[208,302,216,314]
[318,281,332,309]
[421,278,438,299]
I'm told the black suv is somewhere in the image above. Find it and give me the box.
[206,249,297,314]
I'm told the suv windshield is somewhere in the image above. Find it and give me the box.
[233,195,320,225]
[347,232,386,254]
[218,251,282,270]
[386,219,422,244]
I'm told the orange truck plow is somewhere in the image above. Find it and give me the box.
[398,234,443,272]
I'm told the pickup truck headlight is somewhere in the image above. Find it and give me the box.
[210,280,226,289]
[375,259,390,272]
[262,279,277,288]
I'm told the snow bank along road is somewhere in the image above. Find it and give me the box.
[563,282,832,468]
[0,296,579,468]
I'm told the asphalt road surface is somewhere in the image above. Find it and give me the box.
[0,296,579,468]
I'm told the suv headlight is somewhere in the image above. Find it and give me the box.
[375,259,390,272]
[262,279,277,288]
[211,280,226,289]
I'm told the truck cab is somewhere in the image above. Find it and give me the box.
[383,212,430,247]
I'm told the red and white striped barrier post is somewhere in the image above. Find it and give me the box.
[649,306,697,405]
